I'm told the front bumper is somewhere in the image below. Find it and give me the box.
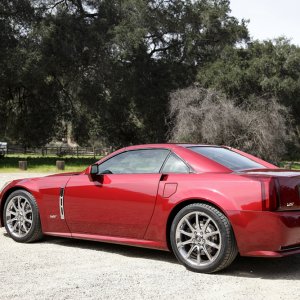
[228,210,300,257]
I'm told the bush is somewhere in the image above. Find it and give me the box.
[168,86,294,163]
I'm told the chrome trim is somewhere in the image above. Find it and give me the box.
[59,188,65,220]
[281,244,300,251]
[175,211,222,267]
[5,195,33,238]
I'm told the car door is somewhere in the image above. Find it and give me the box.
[63,149,170,239]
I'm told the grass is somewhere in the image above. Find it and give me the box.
[291,164,300,170]
[0,155,101,173]
[279,161,300,170]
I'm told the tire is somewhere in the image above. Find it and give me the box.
[3,190,43,243]
[170,203,238,273]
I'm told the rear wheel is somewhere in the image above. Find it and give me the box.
[4,190,43,243]
[170,203,238,273]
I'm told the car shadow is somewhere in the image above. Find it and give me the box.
[3,232,300,279]
[225,254,300,279]
[41,235,177,264]
[42,236,300,279]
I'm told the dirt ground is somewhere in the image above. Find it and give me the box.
[1,173,300,299]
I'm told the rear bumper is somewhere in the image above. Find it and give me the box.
[228,210,300,257]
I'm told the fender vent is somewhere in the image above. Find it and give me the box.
[59,187,65,219]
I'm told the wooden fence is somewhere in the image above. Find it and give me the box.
[0,145,114,157]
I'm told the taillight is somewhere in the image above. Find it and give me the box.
[261,178,280,211]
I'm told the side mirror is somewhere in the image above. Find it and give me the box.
[90,164,99,175]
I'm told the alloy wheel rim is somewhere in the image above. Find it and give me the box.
[175,211,221,267]
[5,196,33,238]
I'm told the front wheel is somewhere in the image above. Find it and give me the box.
[170,203,238,273]
[3,190,43,243]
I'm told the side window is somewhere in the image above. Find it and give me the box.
[97,149,170,174]
[162,153,190,173]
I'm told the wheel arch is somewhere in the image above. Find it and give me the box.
[165,198,230,251]
[0,186,31,227]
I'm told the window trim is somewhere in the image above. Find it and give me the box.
[96,148,171,175]
[187,146,264,171]
[159,151,193,174]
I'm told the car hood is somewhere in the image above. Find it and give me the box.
[1,172,82,197]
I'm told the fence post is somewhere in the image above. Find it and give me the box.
[56,160,65,170]
[19,161,27,170]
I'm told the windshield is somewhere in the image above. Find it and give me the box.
[188,147,265,171]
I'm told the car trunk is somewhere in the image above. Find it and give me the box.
[240,169,300,211]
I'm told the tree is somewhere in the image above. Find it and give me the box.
[0,0,248,147]
[168,86,294,162]
[196,38,300,154]
[0,0,62,147]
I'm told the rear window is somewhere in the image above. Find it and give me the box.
[188,147,265,171]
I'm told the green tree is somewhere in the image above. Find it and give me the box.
[0,0,62,147]
[1,0,249,147]
[197,38,300,157]
[33,0,249,146]
[197,38,300,124]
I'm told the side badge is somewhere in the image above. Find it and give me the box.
[50,215,57,219]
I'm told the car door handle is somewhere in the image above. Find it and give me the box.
[160,174,168,181]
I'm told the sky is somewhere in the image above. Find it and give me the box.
[229,0,300,45]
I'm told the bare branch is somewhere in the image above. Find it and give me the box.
[168,86,294,162]
[51,0,65,10]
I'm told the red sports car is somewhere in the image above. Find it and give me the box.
[1,144,300,273]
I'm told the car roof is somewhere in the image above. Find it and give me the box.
[123,143,220,151]
[96,143,231,174]
[94,143,275,174]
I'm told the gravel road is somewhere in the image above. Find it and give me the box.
[1,173,300,300]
